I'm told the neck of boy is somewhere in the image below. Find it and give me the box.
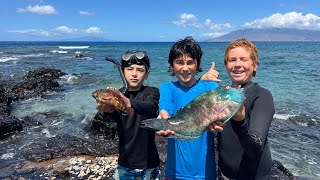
[128,85,143,91]
[179,78,196,87]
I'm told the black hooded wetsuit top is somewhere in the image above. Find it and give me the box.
[218,81,275,180]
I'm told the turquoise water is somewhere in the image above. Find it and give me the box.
[0,41,319,178]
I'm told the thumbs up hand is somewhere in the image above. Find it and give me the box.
[200,62,221,82]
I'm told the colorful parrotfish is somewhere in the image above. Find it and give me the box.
[140,86,245,140]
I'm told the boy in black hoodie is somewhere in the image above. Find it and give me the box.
[94,51,160,179]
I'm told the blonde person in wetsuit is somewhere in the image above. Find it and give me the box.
[207,38,275,180]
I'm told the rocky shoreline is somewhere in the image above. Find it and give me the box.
[0,68,297,179]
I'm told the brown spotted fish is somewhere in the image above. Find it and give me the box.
[140,86,245,140]
[92,87,127,112]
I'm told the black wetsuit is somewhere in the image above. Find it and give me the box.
[95,86,160,169]
[218,81,275,180]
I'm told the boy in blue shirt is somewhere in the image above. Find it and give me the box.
[157,36,222,179]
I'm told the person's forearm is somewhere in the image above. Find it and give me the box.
[231,119,264,158]
[231,96,274,158]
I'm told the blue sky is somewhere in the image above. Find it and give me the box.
[1,0,320,41]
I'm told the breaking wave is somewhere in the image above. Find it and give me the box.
[58,46,89,49]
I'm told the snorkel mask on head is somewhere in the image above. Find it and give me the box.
[121,51,150,71]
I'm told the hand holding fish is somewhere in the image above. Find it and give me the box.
[231,104,245,121]
[207,104,245,133]
[156,129,175,136]
[157,109,170,119]
[207,121,224,133]
[156,110,175,136]
[204,101,234,132]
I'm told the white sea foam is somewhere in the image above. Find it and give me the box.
[49,50,68,54]
[41,128,55,138]
[0,57,19,62]
[59,46,89,49]
[80,56,93,60]
[297,122,308,127]
[59,74,79,84]
[57,50,68,54]
[0,53,44,62]
[1,152,15,160]
[16,53,45,58]
[273,113,296,120]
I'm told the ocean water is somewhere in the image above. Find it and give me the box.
[0,41,319,179]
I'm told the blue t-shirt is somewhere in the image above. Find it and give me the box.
[159,80,218,180]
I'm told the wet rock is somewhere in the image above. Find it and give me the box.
[0,155,118,179]
[0,116,23,137]
[0,68,66,138]
[271,160,297,180]
[22,134,118,162]
[8,68,66,101]
[21,116,43,127]
[75,54,92,60]
[0,85,12,116]
[155,136,168,179]
[91,112,117,140]
[23,67,66,81]
[0,86,12,106]
[0,105,11,117]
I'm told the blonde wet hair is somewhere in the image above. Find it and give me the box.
[224,38,259,77]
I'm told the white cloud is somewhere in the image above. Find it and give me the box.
[17,5,57,15]
[171,13,234,39]
[201,32,227,38]
[55,26,78,34]
[172,13,233,31]
[204,19,232,30]
[8,26,103,37]
[8,29,55,36]
[243,11,320,30]
[172,13,202,28]
[85,27,102,34]
[79,11,94,15]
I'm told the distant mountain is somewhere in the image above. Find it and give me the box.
[207,28,320,42]
[60,36,117,42]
